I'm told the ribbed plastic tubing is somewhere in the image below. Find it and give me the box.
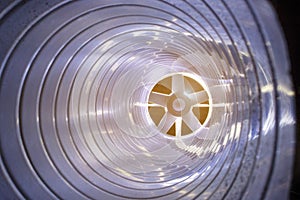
[0,0,295,199]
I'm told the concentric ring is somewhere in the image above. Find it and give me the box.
[0,0,295,199]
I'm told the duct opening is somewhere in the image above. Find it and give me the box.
[148,73,210,137]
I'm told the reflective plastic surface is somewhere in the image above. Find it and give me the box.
[0,0,295,199]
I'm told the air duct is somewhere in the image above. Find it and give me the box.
[0,0,295,199]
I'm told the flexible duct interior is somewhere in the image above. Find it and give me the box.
[0,1,295,199]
